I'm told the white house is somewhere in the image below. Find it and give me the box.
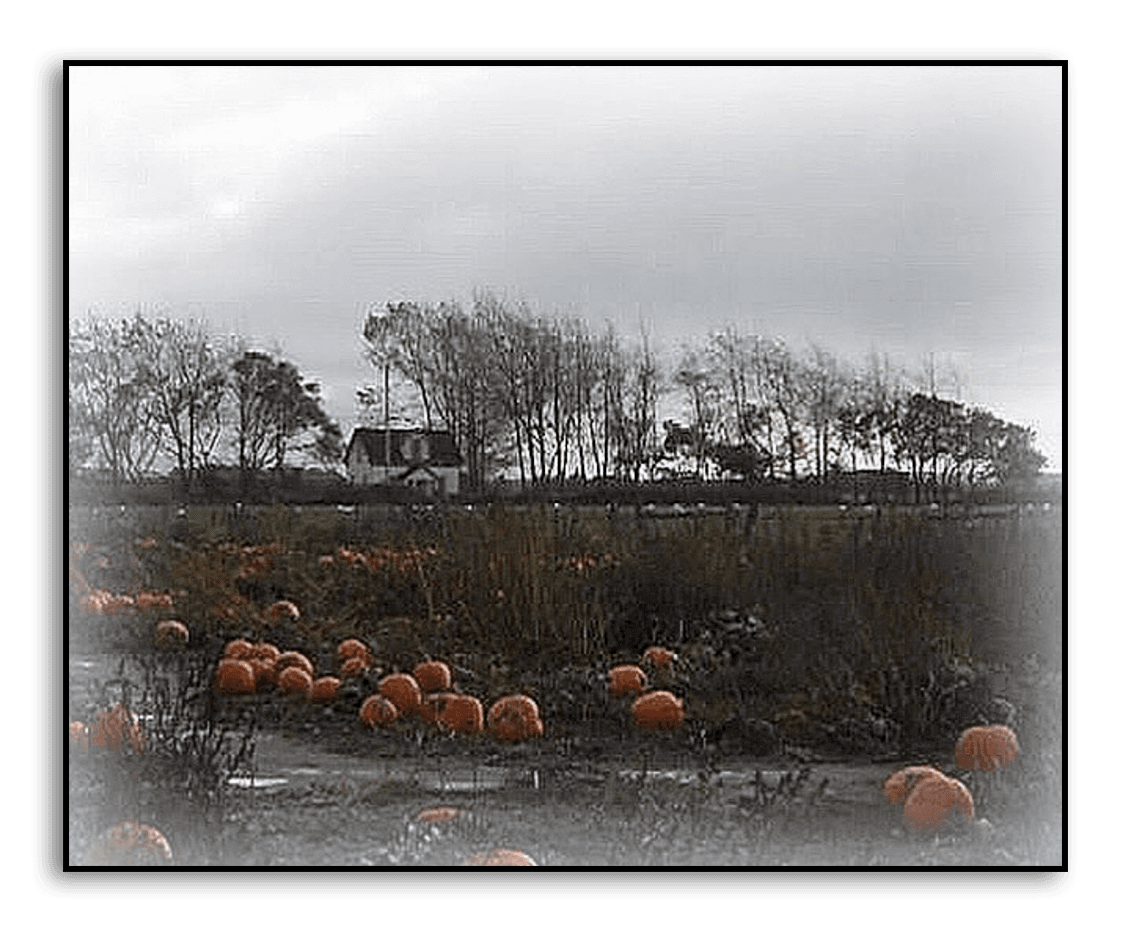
[344,428,465,495]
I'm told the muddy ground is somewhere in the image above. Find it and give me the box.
[67,654,1062,868]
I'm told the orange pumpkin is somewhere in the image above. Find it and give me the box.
[421,692,458,728]
[487,695,545,744]
[101,594,137,616]
[266,600,301,625]
[70,720,90,754]
[359,694,399,729]
[252,642,281,661]
[249,657,277,692]
[310,676,341,705]
[640,646,677,669]
[275,651,314,675]
[82,821,173,866]
[414,806,465,824]
[153,620,189,651]
[413,659,452,694]
[631,691,685,732]
[903,773,976,832]
[608,664,647,698]
[214,658,256,696]
[883,765,950,805]
[339,656,369,680]
[79,590,111,614]
[337,638,371,665]
[377,673,422,719]
[276,666,313,701]
[955,725,1020,771]
[434,694,484,735]
[224,638,255,660]
[462,849,537,867]
[89,704,145,753]
[136,591,175,612]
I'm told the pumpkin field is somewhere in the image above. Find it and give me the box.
[67,500,1063,867]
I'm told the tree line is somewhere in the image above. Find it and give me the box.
[69,295,1049,497]
[69,313,342,487]
[360,291,1048,493]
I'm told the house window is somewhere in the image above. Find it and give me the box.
[405,434,429,463]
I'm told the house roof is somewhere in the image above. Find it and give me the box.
[345,428,465,468]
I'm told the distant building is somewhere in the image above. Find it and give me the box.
[344,427,465,495]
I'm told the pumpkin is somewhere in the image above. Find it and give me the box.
[101,594,137,615]
[339,656,369,680]
[414,806,465,824]
[608,664,647,699]
[631,690,685,732]
[276,666,313,700]
[359,694,399,729]
[153,620,189,651]
[252,642,281,661]
[224,638,255,660]
[462,849,537,867]
[413,659,452,694]
[89,704,145,753]
[82,821,173,866]
[640,646,677,670]
[310,676,341,705]
[70,720,90,754]
[214,658,256,696]
[249,657,277,692]
[434,694,484,735]
[377,673,422,719]
[337,638,371,665]
[136,591,175,612]
[421,692,458,728]
[883,765,950,805]
[275,651,314,675]
[79,590,111,614]
[903,773,976,832]
[955,725,1020,771]
[266,600,301,625]
[487,695,545,744]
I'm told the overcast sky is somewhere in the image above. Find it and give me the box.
[68,63,1063,470]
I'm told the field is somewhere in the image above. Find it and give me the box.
[67,500,1063,867]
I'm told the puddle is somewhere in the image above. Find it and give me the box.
[229,776,289,789]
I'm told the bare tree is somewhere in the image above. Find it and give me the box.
[69,312,163,483]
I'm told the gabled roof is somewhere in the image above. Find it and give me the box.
[345,428,464,468]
